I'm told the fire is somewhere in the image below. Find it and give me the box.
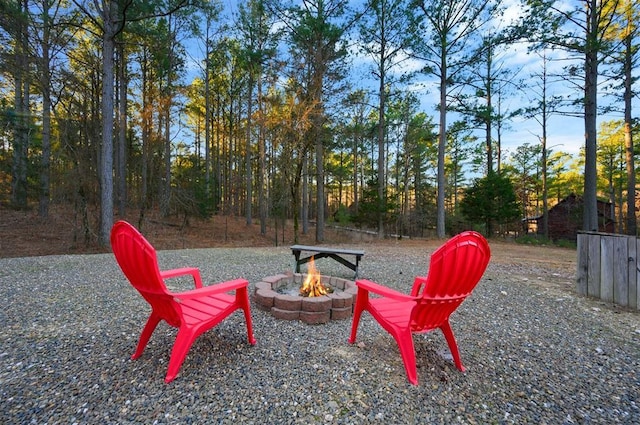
[299,256,332,297]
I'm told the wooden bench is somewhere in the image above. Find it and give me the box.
[291,245,365,278]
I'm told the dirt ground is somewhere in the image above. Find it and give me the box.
[0,204,322,258]
[0,204,578,280]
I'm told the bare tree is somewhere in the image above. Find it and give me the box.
[236,0,279,230]
[359,0,413,238]
[411,0,499,238]
[3,0,31,210]
[523,51,564,239]
[522,0,622,232]
[73,0,191,245]
[271,0,355,242]
[604,0,638,235]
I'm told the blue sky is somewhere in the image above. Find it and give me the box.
[191,0,636,166]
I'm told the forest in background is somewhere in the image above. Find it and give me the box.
[0,0,638,248]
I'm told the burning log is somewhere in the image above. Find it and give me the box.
[299,256,333,297]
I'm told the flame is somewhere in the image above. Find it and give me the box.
[299,256,332,297]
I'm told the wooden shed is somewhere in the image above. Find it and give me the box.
[536,193,615,241]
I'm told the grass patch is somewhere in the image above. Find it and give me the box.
[515,235,576,249]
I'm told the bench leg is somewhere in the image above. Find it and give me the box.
[293,250,302,273]
[292,250,362,279]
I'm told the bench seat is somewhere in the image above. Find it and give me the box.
[291,245,365,278]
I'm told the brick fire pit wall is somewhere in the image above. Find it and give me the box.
[253,273,357,324]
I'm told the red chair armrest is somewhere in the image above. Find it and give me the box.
[410,276,429,297]
[160,267,203,288]
[172,278,249,300]
[356,279,415,301]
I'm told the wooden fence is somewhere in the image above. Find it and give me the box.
[576,231,639,310]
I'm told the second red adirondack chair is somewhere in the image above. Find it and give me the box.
[348,231,490,385]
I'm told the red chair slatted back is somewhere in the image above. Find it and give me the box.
[409,231,490,332]
[111,221,182,327]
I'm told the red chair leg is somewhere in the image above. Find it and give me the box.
[132,313,161,360]
[440,321,465,372]
[238,288,256,345]
[348,289,368,344]
[348,309,363,344]
[165,328,197,383]
[392,329,419,385]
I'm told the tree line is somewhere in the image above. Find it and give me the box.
[0,0,638,246]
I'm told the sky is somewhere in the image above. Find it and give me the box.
[197,0,636,166]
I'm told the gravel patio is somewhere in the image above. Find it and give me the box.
[1,242,638,423]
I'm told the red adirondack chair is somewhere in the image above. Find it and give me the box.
[110,220,256,383]
[349,231,490,385]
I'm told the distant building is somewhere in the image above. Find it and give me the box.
[532,193,615,241]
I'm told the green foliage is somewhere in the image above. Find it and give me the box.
[353,178,395,229]
[515,234,551,246]
[331,204,352,225]
[171,153,212,220]
[460,171,521,235]
[515,234,576,249]
[445,211,473,236]
[555,239,577,249]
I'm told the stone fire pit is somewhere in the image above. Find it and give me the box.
[253,273,357,324]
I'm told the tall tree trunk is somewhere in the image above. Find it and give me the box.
[496,93,503,174]
[352,119,360,215]
[302,154,309,235]
[161,25,175,218]
[436,57,447,238]
[162,96,171,217]
[541,115,549,240]
[607,157,615,233]
[99,1,116,245]
[215,93,222,211]
[116,40,127,217]
[11,0,29,210]
[258,79,267,235]
[316,135,325,242]
[40,75,51,217]
[291,170,301,244]
[485,45,493,175]
[582,0,599,232]
[204,24,212,207]
[39,0,51,218]
[377,76,386,239]
[246,79,254,225]
[539,54,549,239]
[139,52,150,227]
[623,27,636,235]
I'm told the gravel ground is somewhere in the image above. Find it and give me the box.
[1,243,639,424]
